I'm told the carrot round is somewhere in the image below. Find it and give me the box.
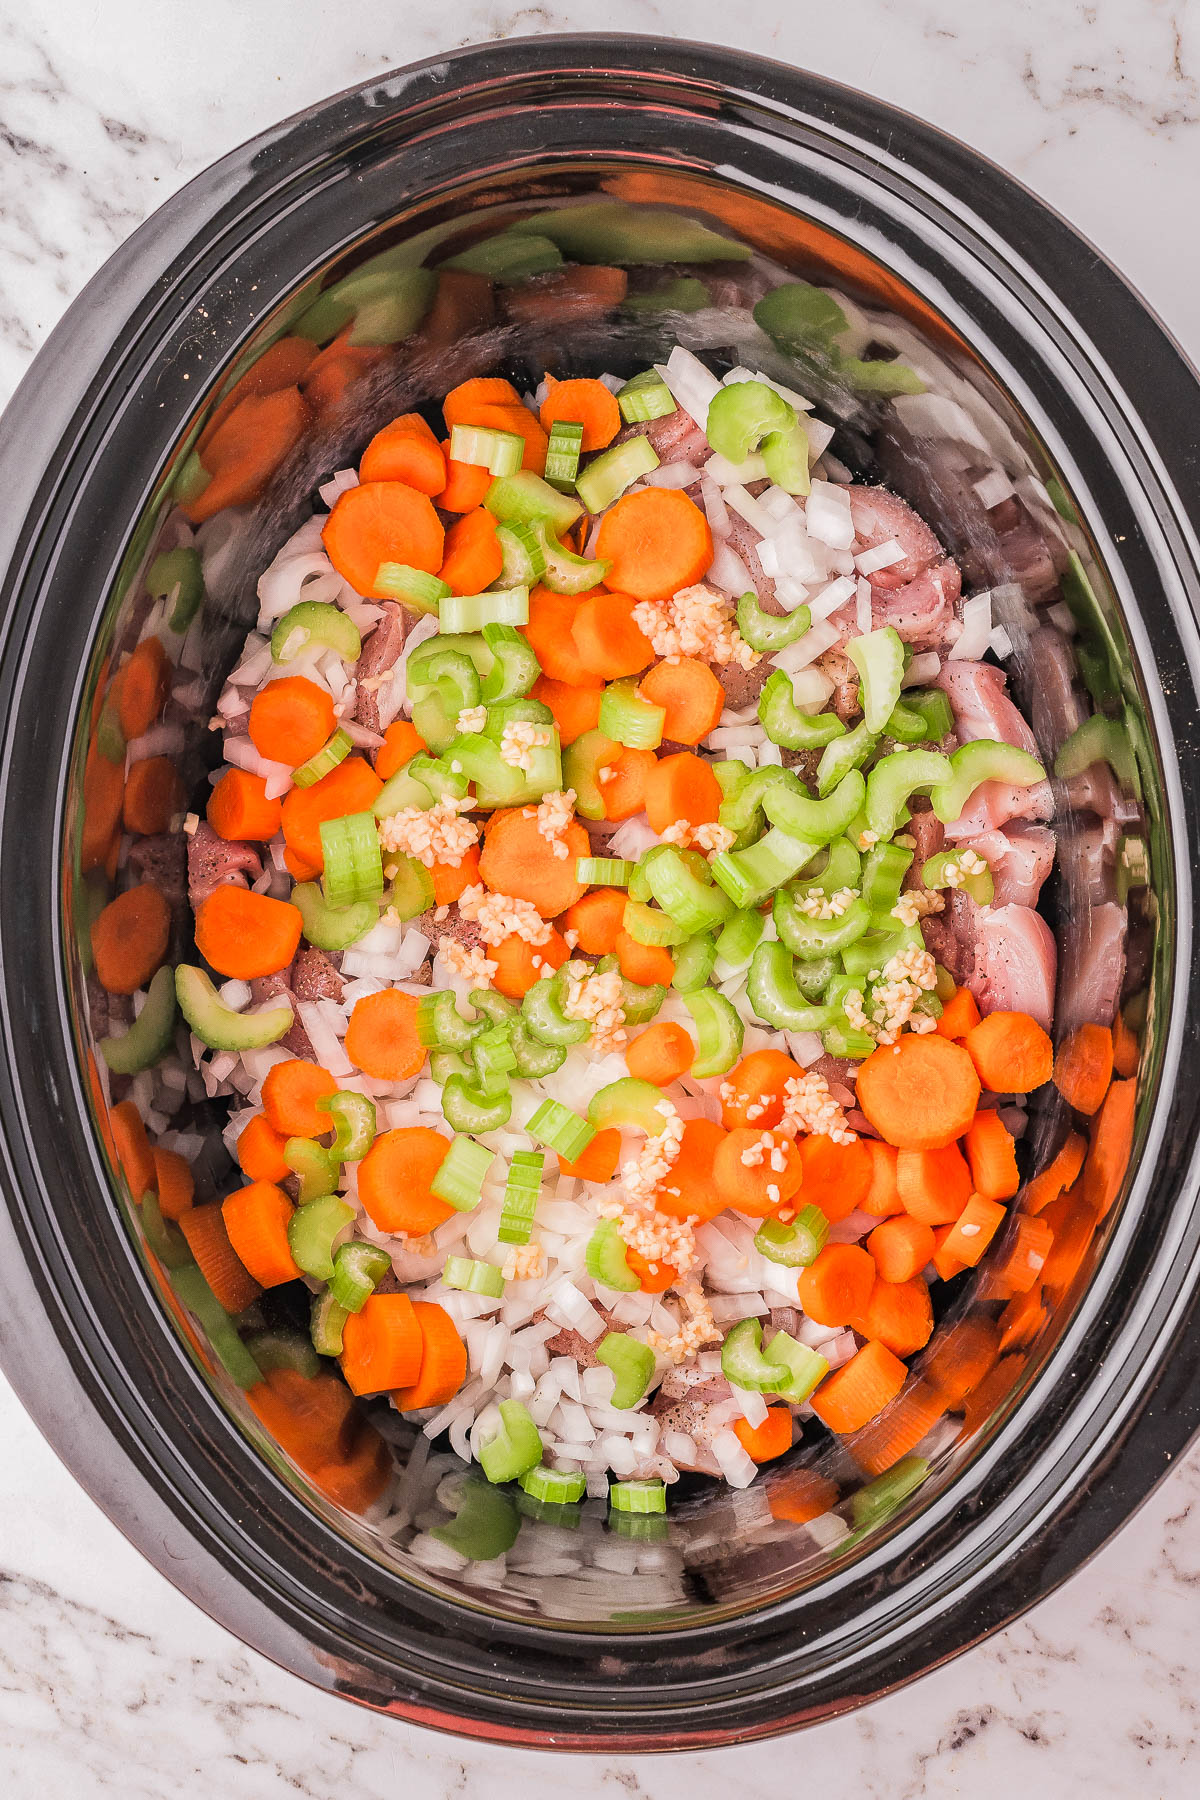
[644,751,722,835]
[796,1132,873,1222]
[178,1204,262,1314]
[532,675,604,746]
[796,1242,875,1326]
[185,386,310,524]
[429,846,481,907]
[719,1130,802,1216]
[979,1212,1053,1300]
[637,658,725,747]
[1039,1192,1097,1299]
[964,1108,1020,1199]
[625,1020,695,1086]
[539,377,621,452]
[312,1424,392,1513]
[360,413,447,493]
[720,1049,798,1132]
[81,740,126,871]
[922,1314,1001,1407]
[91,883,171,995]
[959,1352,1025,1439]
[963,1010,1053,1095]
[858,1275,935,1357]
[340,1292,423,1395]
[301,338,385,416]
[862,1139,904,1217]
[438,507,504,596]
[1111,1010,1140,1079]
[601,746,657,822]
[358,1127,452,1235]
[374,719,426,781]
[931,1223,968,1282]
[594,488,714,603]
[856,1034,981,1150]
[152,1146,195,1221]
[1053,1022,1115,1117]
[322,481,445,598]
[443,377,522,426]
[281,755,382,872]
[434,440,494,512]
[571,590,656,679]
[733,1405,793,1463]
[625,1244,680,1293]
[997,1287,1047,1355]
[491,927,569,999]
[248,675,335,767]
[207,766,282,842]
[1023,1130,1087,1214]
[391,1300,467,1409]
[109,1098,156,1198]
[237,1113,291,1185]
[523,587,597,686]
[896,1142,972,1226]
[1082,1076,1136,1217]
[614,930,674,988]
[867,1214,935,1285]
[846,1377,945,1476]
[562,888,626,956]
[479,807,588,917]
[766,1466,839,1524]
[194,885,302,980]
[559,1128,621,1182]
[935,985,981,1040]
[124,755,184,836]
[115,637,169,740]
[222,1180,300,1288]
[261,1059,337,1138]
[810,1339,907,1435]
[344,988,425,1081]
[246,1364,355,1463]
[653,1118,729,1221]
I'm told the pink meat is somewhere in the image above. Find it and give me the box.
[868,558,962,649]
[248,967,315,1060]
[724,509,782,617]
[848,486,943,589]
[967,904,1057,1031]
[962,826,1056,908]
[293,947,344,1003]
[354,600,413,733]
[1057,901,1127,1035]
[1029,627,1085,754]
[906,805,945,867]
[936,660,1039,755]
[920,889,981,988]
[942,778,1055,841]
[186,821,262,907]
[616,407,712,467]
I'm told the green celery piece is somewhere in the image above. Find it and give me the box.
[623,277,711,314]
[773,891,873,961]
[588,1077,669,1135]
[1053,713,1142,794]
[432,1478,521,1560]
[859,841,914,913]
[478,1399,543,1484]
[562,728,620,820]
[720,1317,791,1393]
[518,201,751,265]
[816,719,878,797]
[521,974,590,1048]
[762,768,867,847]
[737,590,811,654]
[287,1194,355,1279]
[170,1265,262,1390]
[929,741,1045,825]
[866,749,955,841]
[271,600,361,666]
[758,669,848,751]
[921,849,994,906]
[175,966,293,1051]
[586,1220,641,1292]
[100,963,178,1073]
[441,233,563,284]
[845,627,905,734]
[747,941,840,1032]
[292,882,378,952]
[597,1333,656,1408]
[754,281,848,349]
[682,989,744,1077]
[706,379,795,464]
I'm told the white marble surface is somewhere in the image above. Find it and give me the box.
[1,0,1199,1792]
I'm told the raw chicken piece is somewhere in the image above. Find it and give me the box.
[936,660,1039,755]
[967,903,1057,1031]
[1056,901,1127,1035]
[848,486,943,589]
[942,778,1055,841]
[963,826,1056,908]
[187,821,262,908]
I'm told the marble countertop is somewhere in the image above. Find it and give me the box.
[2,1,1199,1793]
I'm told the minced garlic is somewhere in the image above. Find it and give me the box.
[378,800,477,869]
[631,583,760,671]
[499,719,552,771]
[456,883,551,947]
[437,937,497,985]
[533,788,577,860]
[561,960,627,1053]
[782,1071,857,1145]
[797,885,859,920]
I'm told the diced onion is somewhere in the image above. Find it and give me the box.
[804,480,855,550]
[947,591,994,661]
[902,651,942,687]
[707,542,754,595]
[854,538,905,576]
[643,460,702,489]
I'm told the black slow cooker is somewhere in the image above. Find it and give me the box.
[1,36,1199,1748]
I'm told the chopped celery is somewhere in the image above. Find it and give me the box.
[406,645,482,717]
[544,421,584,491]
[850,1455,930,1529]
[310,1290,349,1357]
[485,470,583,534]
[755,1207,829,1268]
[1053,712,1141,793]
[148,546,204,634]
[320,811,384,909]
[846,626,905,734]
[441,232,563,283]
[387,855,435,922]
[576,856,635,887]
[521,975,590,1048]
[417,990,484,1050]
[885,688,953,744]
[287,1193,355,1279]
[140,1191,190,1270]
[478,1399,543,1484]
[816,719,877,797]
[171,1265,262,1390]
[588,1077,669,1135]
[441,1074,511,1133]
[671,930,717,992]
[609,1478,667,1515]
[796,835,862,897]
[754,282,848,350]
[480,621,541,702]
[617,371,676,421]
[374,563,450,613]
[737,589,811,653]
[599,678,665,750]
[622,277,711,315]
[521,199,751,265]
[706,379,795,465]
[270,600,361,666]
[283,1139,341,1207]
[822,1023,877,1058]
[622,898,689,948]
[244,1328,321,1379]
[538,528,610,596]
[597,1333,656,1408]
[329,1240,391,1312]
[448,422,525,477]
[497,520,548,586]
[520,1464,587,1504]
[100,963,178,1073]
[866,749,954,842]
[762,418,812,496]
[175,965,292,1051]
[563,728,618,818]
[432,1477,521,1560]
[714,905,766,973]
[293,727,353,789]
[644,845,735,935]
[710,827,821,908]
[762,767,867,846]
[430,1135,494,1211]
[720,1317,791,1392]
[586,1219,641,1292]
[498,1151,543,1244]
[444,1255,506,1298]
[575,435,660,514]
[470,1025,518,1095]
[747,941,840,1032]
[929,740,1045,826]
[440,585,529,635]
[372,758,435,816]
[766,1330,829,1403]
[758,669,847,750]
[682,989,744,1077]
[291,882,377,952]
[526,1098,595,1162]
[859,840,914,913]
[921,848,995,906]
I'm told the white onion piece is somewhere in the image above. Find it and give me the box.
[856,577,873,634]
[805,416,836,457]
[902,650,942,687]
[700,474,730,537]
[660,346,721,427]
[854,537,905,576]
[972,468,1015,510]
[606,814,660,859]
[706,450,769,487]
[340,719,384,749]
[257,551,342,624]
[805,480,855,550]
[318,467,359,506]
[786,665,835,712]
[773,575,812,614]
[947,591,994,660]
[707,541,754,595]
[723,484,774,536]
[223,735,292,786]
[808,575,857,622]
[712,1429,759,1488]
[782,617,842,669]
[642,460,702,490]
[988,625,1015,660]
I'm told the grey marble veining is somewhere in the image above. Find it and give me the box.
[2,1,1199,1794]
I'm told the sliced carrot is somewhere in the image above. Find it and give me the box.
[523,586,596,686]
[1082,1077,1136,1218]
[937,1194,1006,1268]
[846,1378,945,1477]
[491,927,569,999]
[90,883,171,995]
[797,1132,873,1222]
[644,751,722,836]
[237,1113,291,1185]
[81,739,125,871]
[614,930,674,988]
[359,413,446,493]
[594,488,714,603]
[434,441,494,513]
[152,1146,195,1221]
[248,674,335,766]
[562,888,627,956]
[321,480,445,598]
[601,746,657,821]
[734,1405,793,1463]
[964,1010,1053,1094]
[207,766,282,842]
[479,806,588,918]
[312,1424,392,1513]
[810,1340,907,1435]
[570,590,656,680]
[935,985,981,1039]
[185,386,310,524]
[1039,1191,1098,1299]
[375,719,427,781]
[358,1127,452,1235]
[178,1204,262,1314]
[867,1214,936,1284]
[301,337,386,416]
[246,1364,355,1463]
[124,755,184,836]
[503,265,628,324]
[930,1223,967,1282]
[429,846,481,907]
[638,657,725,746]
[921,1312,1001,1407]
[197,336,318,457]
[1112,1009,1140,1079]
[261,1059,337,1138]
[963,1108,1020,1200]
[391,1300,468,1409]
[344,989,425,1081]
[997,1287,1047,1355]
[959,1352,1025,1440]
[766,1466,840,1524]
[281,755,383,872]
[653,1118,729,1221]
[539,377,621,452]
[1053,1021,1114,1116]
[222,1180,300,1288]
[857,1275,934,1356]
[419,270,495,352]
[532,674,604,746]
[713,1127,802,1216]
[340,1292,423,1396]
[796,1242,876,1327]
[438,507,504,596]
[720,1049,798,1132]
[979,1212,1054,1300]
[862,1139,904,1217]
[115,637,169,740]
[194,885,302,980]
[626,1020,695,1087]
[109,1098,155,1198]
[559,1128,621,1183]
[1023,1130,1087,1214]
[856,1034,981,1150]
[894,1140,973,1226]
[442,376,522,428]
